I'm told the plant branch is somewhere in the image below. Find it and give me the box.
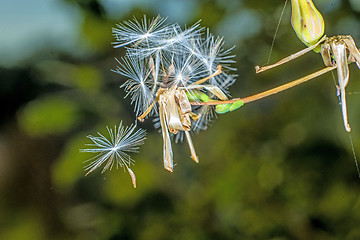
[190,66,336,106]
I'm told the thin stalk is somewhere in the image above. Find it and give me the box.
[190,65,222,86]
[255,35,327,73]
[190,66,336,106]
[185,131,199,163]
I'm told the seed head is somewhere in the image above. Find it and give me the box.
[81,122,146,187]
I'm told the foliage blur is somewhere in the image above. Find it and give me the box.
[1,0,360,239]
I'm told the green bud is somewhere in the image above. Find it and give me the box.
[186,91,210,102]
[215,104,232,114]
[291,0,325,52]
[229,100,244,111]
[199,92,210,102]
[215,100,244,114]
[186,91,201,101]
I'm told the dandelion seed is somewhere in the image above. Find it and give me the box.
[112,15,169,48]
[193,31,236,89]
[158,21,203,49]
[166,53,205,87]
[198,31,235,67]
[113,56,155,116]
[81,122,146,187]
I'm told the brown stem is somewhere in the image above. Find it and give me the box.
[190,65,222,86]
[190,66,336,106]
[255,35,327,73]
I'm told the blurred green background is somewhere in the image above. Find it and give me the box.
[1,0,360,239]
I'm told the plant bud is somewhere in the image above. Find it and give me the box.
[291,0,325,51]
